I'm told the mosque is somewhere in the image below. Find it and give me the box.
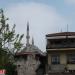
[15,22,75,75]
[14,22,46,75]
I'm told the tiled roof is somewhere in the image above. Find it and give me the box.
[46,32,75,37]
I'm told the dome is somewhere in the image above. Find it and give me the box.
[18,44,45,56]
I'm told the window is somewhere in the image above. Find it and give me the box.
[51,54,60,64]
[67,54,75,64]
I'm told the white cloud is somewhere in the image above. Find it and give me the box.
[65,0,75,5]
[5,2,68,51]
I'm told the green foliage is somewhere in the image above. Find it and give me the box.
[0,48,9,66]
[0,9,24,53]
[0,9,24,66]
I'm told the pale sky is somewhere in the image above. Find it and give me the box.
[0,0,75,51]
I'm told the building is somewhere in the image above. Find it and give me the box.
[15,22,46,75]
[46,32,75,74]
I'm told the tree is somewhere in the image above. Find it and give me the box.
[0,9,24,66]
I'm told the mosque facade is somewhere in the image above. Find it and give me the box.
[14,22,46,75]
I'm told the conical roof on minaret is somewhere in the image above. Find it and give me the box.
[15,22,45,56]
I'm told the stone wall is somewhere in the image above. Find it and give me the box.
[15,55,40,75]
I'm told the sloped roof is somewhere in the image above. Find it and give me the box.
[46,32,75,37]
[15,44,45,56]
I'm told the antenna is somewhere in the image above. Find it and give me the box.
[66,24,69,39]
[67,24,69,32]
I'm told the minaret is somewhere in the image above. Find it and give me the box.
[26,22,30,47]
[32,37,34,46]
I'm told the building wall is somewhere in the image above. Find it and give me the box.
[60,53,67,64]
[48,53,51,65]
[47,51,75,72]
[48,52,67,65]
[67,64,75,70]
[48,52,66,72]
[15,55,40,75]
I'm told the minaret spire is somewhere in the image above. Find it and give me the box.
[26,21,30,46]
[32,37,34,46]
